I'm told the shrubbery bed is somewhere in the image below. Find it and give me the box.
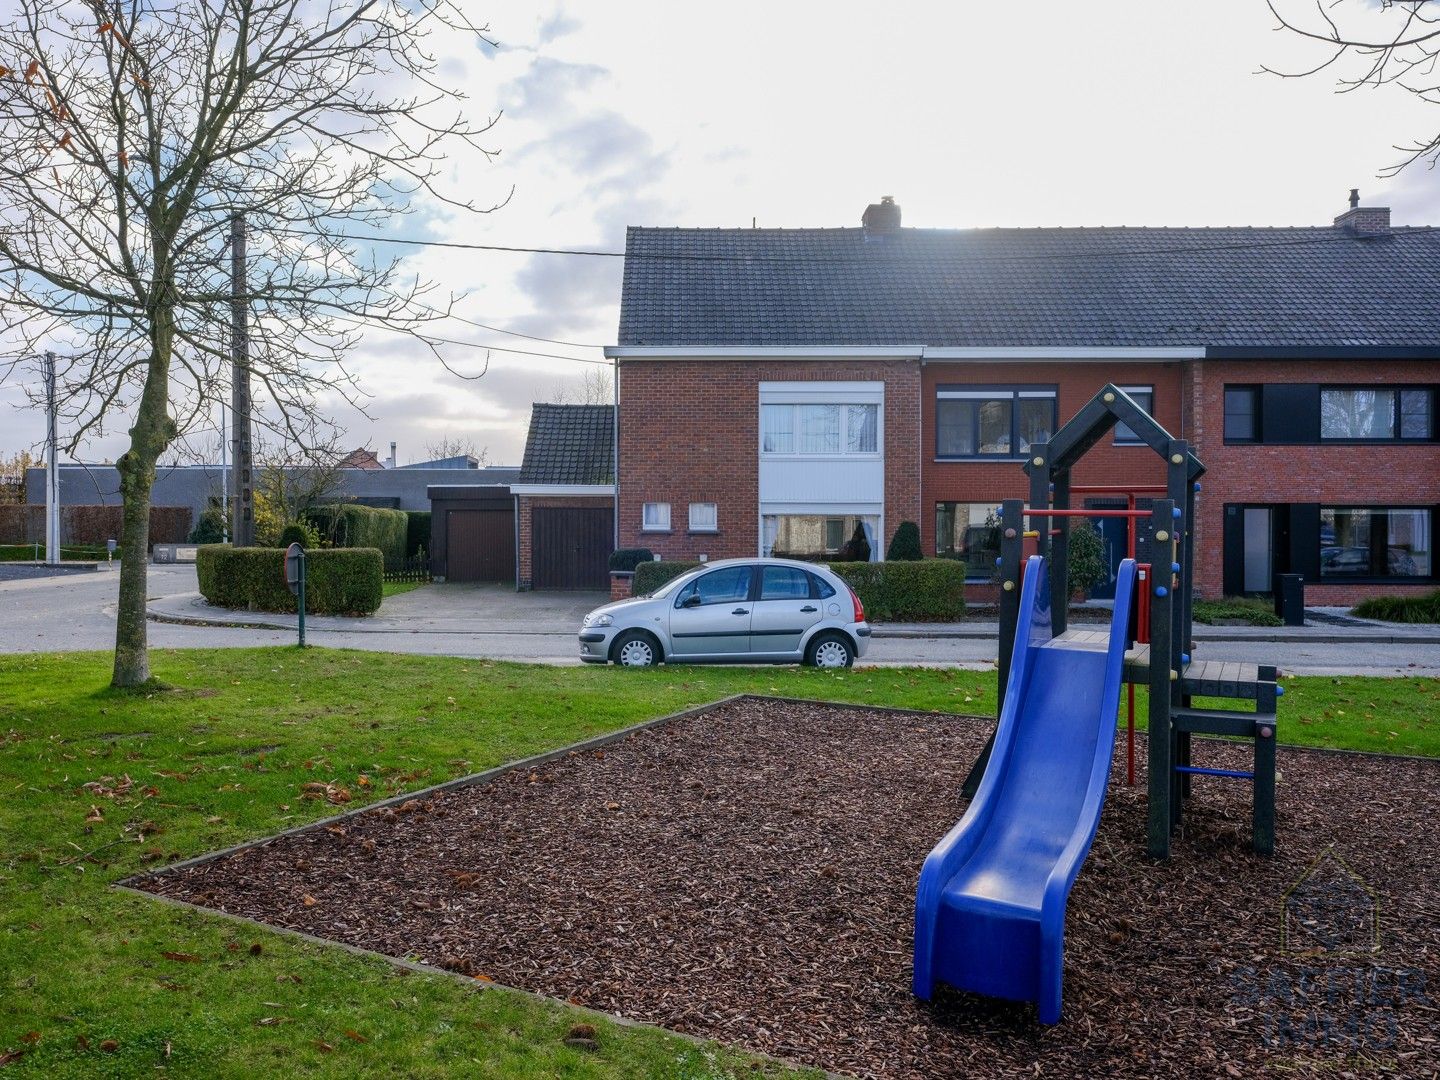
[1352,588,1440,624]
[196,545,383,615]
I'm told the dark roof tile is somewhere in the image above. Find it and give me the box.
[517,404,614,485]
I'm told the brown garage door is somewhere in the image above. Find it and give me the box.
[532,506,614,590]
[446,509,515,583]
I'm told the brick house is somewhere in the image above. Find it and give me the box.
[606,194,1440,604]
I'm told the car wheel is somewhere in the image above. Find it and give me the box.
[612,630,660,668]
[807,632,854,669]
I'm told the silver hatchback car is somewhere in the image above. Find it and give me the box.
[578,558,871,668]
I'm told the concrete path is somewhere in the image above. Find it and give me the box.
[0,564,1437,676]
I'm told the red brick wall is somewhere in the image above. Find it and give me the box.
[616,359,922,560]
[1190,359,1440,602]
[516,495,613,590]
[920,362,1187,554]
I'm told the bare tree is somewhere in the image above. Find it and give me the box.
[550,366,613,406]
[0,1,501,686]
[1265,1,1440,174]
[420,435,488,465]
[252,437,345,545]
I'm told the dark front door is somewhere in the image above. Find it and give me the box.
[1085,499,1128,600]
[1223,504,1288,596]
[446,509,515,583]
[532,506,614,590]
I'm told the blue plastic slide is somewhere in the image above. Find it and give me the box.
[914,554,1137,1024]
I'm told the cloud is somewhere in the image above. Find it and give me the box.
[502,56,608,117]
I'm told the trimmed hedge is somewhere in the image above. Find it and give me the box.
[404,511,431,558]
[1352,588,1440,624]
[631,558,966,622]
[0,504,191,545]
[609,548,654,572]
[307,504,408,560]
[196,545,383,615]
[885,521,923,561]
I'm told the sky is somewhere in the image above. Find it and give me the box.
[3,0,1439,467]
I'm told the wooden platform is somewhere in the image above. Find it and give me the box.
[1049,629,1265,700]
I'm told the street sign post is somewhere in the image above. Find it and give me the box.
[283,542,307,647]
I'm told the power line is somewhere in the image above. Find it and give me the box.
[336,316,611,365]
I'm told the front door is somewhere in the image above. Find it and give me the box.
[1223,504,1278,596]
[749,565,825,657]
[1084,499,1128,600]
[668,565,755,658]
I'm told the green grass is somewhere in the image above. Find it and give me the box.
[380,580,426,598]
[0,544,119,563]
[1192,596,1283,627]
[0,650,1435,1076]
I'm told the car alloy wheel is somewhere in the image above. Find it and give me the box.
[811,636,853,669]
[615,633,657,667]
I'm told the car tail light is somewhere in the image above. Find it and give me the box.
[848,586,865,623]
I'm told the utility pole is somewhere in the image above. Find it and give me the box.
[43,351,59,565]
[230,212,254,546]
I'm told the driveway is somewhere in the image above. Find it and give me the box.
[1,564,1437,675]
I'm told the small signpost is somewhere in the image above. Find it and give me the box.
[283,542,307,648]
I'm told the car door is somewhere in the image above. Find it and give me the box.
[667,565,756,658]
[749,565,825,658]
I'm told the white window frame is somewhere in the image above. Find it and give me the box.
[641,502,671,532]
[688,502,718,533]
[758,382,885,461]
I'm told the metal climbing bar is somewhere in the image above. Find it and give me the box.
[1174,766,1255,780]
[1020,507,1154,519]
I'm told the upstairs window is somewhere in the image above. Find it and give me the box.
[936,387,1057,459]
[1113,386,1155,445]
[761,403,879,456]
[1321,387,1434,441]
[1224,386,1260,442]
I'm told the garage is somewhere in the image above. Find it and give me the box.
[427,485,515,584]
[532,505,614,590]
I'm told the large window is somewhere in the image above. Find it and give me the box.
[1320,507,1432,579]
[936,502,1001,580]
[1224,386,1260,442]
[761,403,878,456]
[1320,387,1434,441]
[936,387,1056,459]
[762,514,878,561]
[1113,385,1154,445]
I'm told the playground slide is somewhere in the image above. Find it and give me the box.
[914,554,1137,1024]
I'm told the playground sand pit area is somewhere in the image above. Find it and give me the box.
[133,697,1440,1079]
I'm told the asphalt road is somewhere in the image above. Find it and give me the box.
[1,564,1437,676]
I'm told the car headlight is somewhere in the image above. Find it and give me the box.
[591,613,614,628]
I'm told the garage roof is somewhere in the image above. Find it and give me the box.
[517,404,615,485]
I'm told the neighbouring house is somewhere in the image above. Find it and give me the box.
[338,447,385,470]
[605,193,1440,604]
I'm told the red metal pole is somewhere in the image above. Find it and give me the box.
[1022,507,1151,519]
[1069,484,1168,494]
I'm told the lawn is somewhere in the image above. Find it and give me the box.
[0,649,1435,1076]
[380,579,426,598]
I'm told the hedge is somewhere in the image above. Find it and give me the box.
[0,504,191,546]
[1352,588,1440,624]
[307,504,408,561]
[404,511,431,558]
[631,558,966,622]
[609,548,654,573]
[196,545,383,615]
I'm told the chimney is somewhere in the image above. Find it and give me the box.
[388,441,397,469]
[1333,188,1390,236]
[862,195,901,237]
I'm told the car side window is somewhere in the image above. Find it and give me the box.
[809,572,837,598]
[759,566,812,601]
[674,566,753,608]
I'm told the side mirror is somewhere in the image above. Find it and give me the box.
[682,593,702,608]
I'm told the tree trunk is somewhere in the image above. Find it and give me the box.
[111,301,178,689]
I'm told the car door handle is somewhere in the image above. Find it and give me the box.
[800,605,817,613]
[732,608,749,615]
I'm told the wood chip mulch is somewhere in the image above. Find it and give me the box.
[133,698,1440,1079]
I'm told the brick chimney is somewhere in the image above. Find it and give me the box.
[862,195,901,236]
[1333,188,1390,236]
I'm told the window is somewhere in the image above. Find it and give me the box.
[761,403,879,456]
[762,514,878,561]
[1320,507,1432,579]
[1321,387,1434,442]
[688,502,718,532]
[1113,386,1154,445]
[935,502,1001,580]
[936,387,1056,459]
[759,565,812,600]
[641,502,670,531]
[1224,386,1260,442]
[673,566,753,608]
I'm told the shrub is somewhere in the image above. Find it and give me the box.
[838,523,871,562]
[885,521,923,561]
[196,545,383,615]
[633,560,699,595]
[404,511,431,558]
[189,507,227,544]
[1352,588,1440,624]
[1192,597,1284,627]
[1066,521,1108,597]
[609,548,654,573]
[307,504,408,560]
[278,521,320,549]
[829,559,966,621]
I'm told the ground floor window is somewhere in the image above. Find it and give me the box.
[1321,507,1432,579]
[935,502,1000,581]
[762,514,878,561]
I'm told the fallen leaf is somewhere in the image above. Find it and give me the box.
[249,943,263,956]
[17,1034,38,1046]
[0,1050,24,1066]
[74,1035,89,1052]
[99,1039,119,1052]
[302,895,317,907]
[344,1030,367,1043]
[313,1040,334,1052]
[161,951,202,963]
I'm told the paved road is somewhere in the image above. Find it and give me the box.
[1,565,1437,675]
